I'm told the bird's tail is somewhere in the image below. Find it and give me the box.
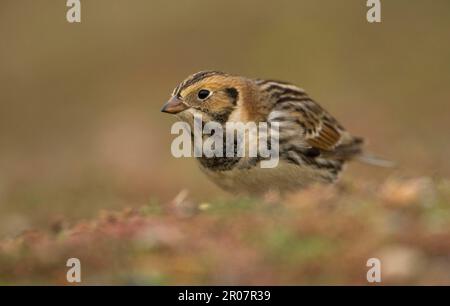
[357,153,396,168]
[334,136,395,168]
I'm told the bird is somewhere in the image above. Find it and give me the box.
[161,71,390,195]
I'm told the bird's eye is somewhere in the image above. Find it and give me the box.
[197,89,211,100]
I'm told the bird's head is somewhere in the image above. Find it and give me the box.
[161,71,243,125]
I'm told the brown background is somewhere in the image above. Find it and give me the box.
[0,0,449,278]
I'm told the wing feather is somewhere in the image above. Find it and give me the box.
[263,81,344,151]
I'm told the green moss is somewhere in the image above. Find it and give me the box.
[263,229,337,264]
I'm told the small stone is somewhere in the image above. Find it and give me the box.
[198,203,211,211]
[380,177,434,207]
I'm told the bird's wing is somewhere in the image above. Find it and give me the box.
[260,80,346,151]
[291,101,342,151]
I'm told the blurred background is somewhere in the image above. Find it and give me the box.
[0,0,449,284]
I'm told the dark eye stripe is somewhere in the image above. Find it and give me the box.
[225,87,239,105]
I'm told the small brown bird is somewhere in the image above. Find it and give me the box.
[162,71,389,195]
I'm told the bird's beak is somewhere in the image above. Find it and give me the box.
[161,96,189,114]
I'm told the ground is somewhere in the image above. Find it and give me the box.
[1,177,449,285]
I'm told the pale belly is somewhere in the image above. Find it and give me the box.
[198,160,336,195]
